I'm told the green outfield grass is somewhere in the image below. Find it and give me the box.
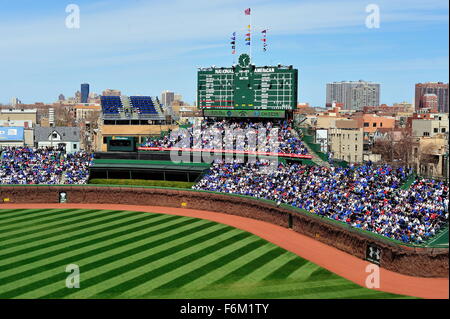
[0,208,412,299]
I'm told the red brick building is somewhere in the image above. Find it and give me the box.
[415,82,449,113]
[421,94,438,112]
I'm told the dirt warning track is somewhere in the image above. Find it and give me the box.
[1,203,448,299]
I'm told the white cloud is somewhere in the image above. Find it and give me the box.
[1,0,447,53]
[0,0,447,104]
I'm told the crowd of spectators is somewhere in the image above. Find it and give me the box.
[0,147,93,185]
[193,160,448,244]
[2,136,447,245]
[142,119,308,155]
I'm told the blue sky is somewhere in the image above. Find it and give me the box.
[0,0,448,106]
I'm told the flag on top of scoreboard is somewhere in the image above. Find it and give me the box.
[261,29,267,52]
[246,24,251,46]
[244,9,251,46]
[231,31,236,54]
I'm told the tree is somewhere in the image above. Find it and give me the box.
[393,129,413,167]
[371,129,413,167]
[80,111,101,152]
[55,106,75,127]
[371,136,394,163]
[420,143,439,164]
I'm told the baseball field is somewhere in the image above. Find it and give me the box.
[0,207,410,299]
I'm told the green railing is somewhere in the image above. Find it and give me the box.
[295,126,347,166]
[284,157,317,166]
[400,173,417,190]
[296,127,324,160]
[294,126,350,168]
[179,123,193,129]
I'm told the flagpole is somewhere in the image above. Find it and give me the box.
[250,12,252,63]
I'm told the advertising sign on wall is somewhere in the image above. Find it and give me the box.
[0,127,24,141]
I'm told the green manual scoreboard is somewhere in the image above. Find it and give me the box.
[197,54,298,117]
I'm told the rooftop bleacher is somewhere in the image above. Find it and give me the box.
[101,95,165,121]
[130,96,158,115]
[100,96,123,116]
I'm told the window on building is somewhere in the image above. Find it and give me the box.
[373,123,377,127]
[380,122,383,127]
[434,128,439,133]
[442,128,446,133]
[73,144,77,149]
[364,122,369,127]
[355,145,358,151]
[103,137,107,144]
[424,132,430,137]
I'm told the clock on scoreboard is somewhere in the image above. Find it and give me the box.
[197,54,298,111]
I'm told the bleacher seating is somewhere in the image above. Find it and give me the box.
[130,96,158,115]
[101,95,164,120]
[100,96,123,115]
[153,97,164,114]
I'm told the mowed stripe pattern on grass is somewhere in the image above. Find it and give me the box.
[0,209,409,299]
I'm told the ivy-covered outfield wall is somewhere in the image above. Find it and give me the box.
[0,185,447,278]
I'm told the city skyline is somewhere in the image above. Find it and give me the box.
[1,0,448,106]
